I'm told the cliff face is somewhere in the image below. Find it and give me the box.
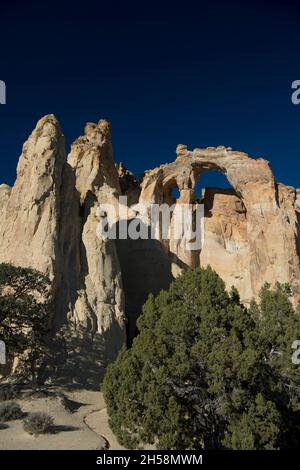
[1,115,300,360]
[0,116,126,365]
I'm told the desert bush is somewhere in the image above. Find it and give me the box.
[0,384,20,401]
[0,401,23,421]
[23,412,54,436]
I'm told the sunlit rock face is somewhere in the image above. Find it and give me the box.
[0,116,126,369]
[137,144,300,304]
[1,115,300,366]
[67,119,126,356]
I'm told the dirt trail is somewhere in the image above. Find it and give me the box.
[0,389,106,450]
[65,389,126,450]
[0,386,125,450]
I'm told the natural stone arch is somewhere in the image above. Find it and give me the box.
[140,144,276,211]
[138,143,300,303]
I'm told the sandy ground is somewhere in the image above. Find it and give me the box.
[66,389,126,450]
[0,388,125,450]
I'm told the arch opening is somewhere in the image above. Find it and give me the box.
[193,170,233,202]
[171,186,180,201]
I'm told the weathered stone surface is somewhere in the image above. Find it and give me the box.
[68,120,120,204]
[200,188,251,302]
[68,120,126,356]
[0,115,66,278]
[0,116,126,371]
[1,115,300,373]
[138,145,300,303]
[116,163,140,206]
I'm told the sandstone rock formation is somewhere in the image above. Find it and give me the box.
[67,119,125,349]
[0,116,126,374]
[116,163,140,206]
[138,144,300,303]
[1,115,300,372]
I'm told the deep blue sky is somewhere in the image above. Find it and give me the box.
[0,0,300,190]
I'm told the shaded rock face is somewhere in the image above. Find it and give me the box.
[1,115,300,367]
[116,232,174,342]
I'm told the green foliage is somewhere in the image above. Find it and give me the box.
[103,267,300,450]
[23,412,54,436]
[223,394,281,450]
[0,401,23,421]
[0,263,51,383]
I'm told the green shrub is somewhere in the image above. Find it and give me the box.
[0,401,23,421]
[23,412,54,436]
[0,263,51,385]
[0,384,20,401]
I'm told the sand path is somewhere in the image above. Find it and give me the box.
[65,389,126,450]
[0,387,125,450]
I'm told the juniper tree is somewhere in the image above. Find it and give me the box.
[0,263,51,384]
[103,266,300,450]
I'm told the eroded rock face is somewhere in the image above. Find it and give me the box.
[0,115,66,278]
[1,115,300,372]
[0,116,126,371]
[200,188,251,302]
[68,119,126,357]
[138,145,300,303]
[116,163,140,206]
